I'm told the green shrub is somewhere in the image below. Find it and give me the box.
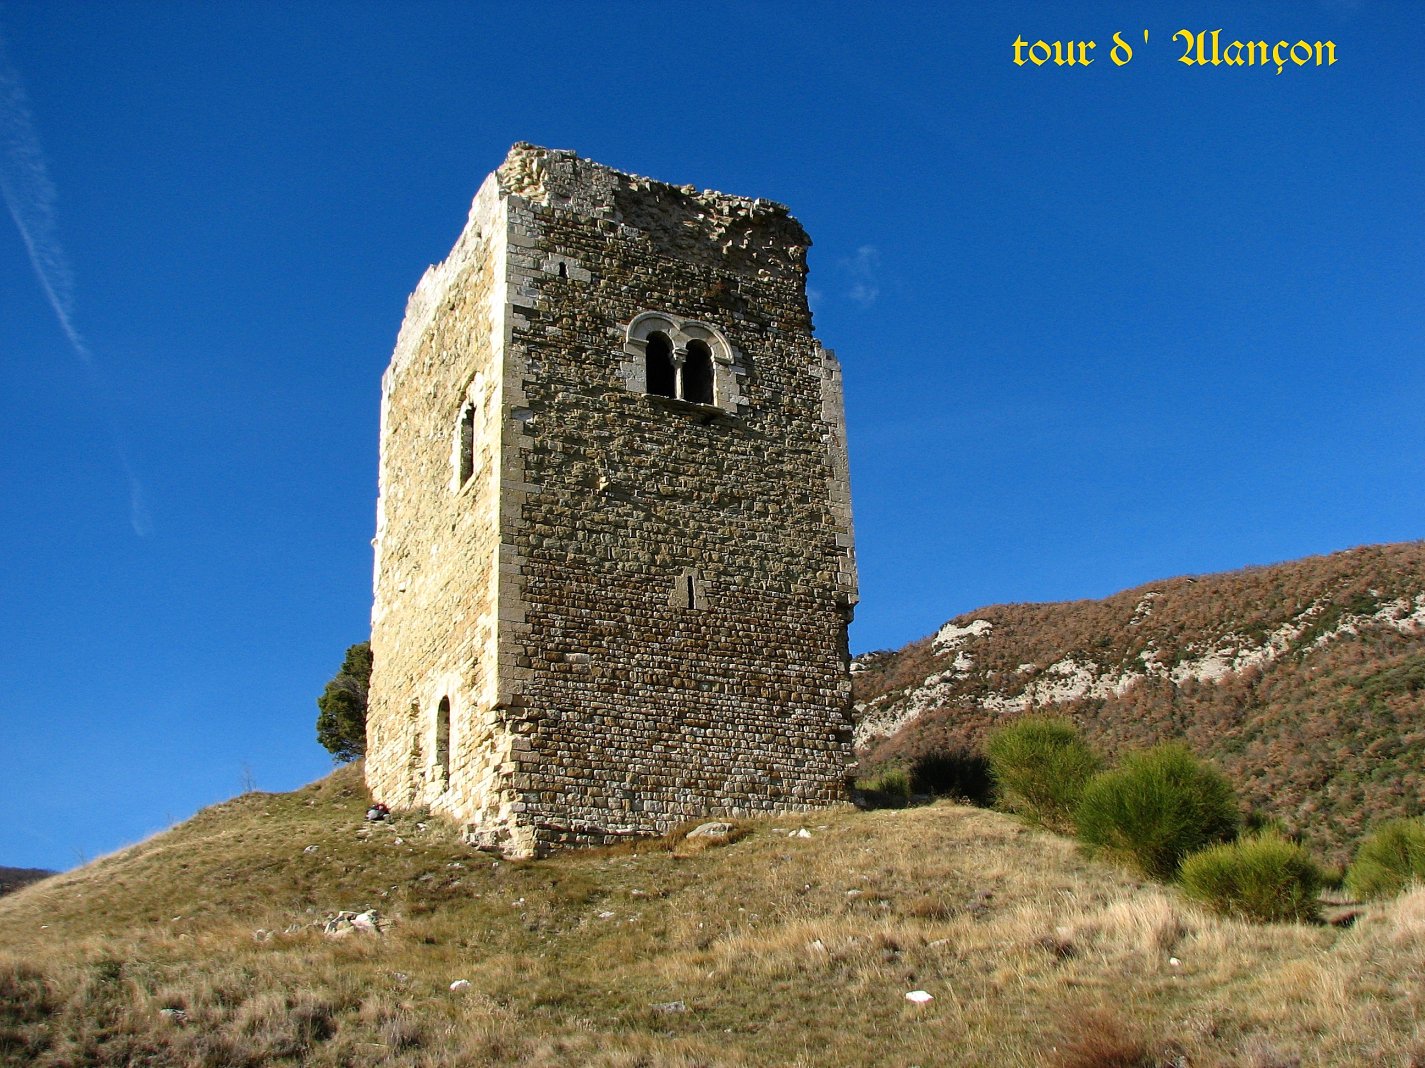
[1179,832,1322,923]
[858,766,912,807]
[984,716,1099,832]
[1075,743,1239,881]
[1346,818,1425,900]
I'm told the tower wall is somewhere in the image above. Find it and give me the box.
[367,145,857,855]
[366,172,520,840]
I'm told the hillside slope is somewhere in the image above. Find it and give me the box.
[854,541,1425,861]
[5,765,1425,1065]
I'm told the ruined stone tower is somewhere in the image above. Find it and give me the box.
[365,144,857,855]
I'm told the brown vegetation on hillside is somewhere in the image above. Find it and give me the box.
[856,541,1425,863]
[0,869,52,898]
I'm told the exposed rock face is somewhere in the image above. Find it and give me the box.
[366,145,858,856]
[853,541,1425,860]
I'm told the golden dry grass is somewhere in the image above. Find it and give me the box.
[3,765,1423,1066]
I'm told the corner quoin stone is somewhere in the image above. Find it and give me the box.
[364,144,858,857]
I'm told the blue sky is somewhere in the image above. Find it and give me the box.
[2,2,1420,872]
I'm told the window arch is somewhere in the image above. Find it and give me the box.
[645,331,676,398]
[621,311,745,414]
[682,340,714,405]
[451,369,494,492]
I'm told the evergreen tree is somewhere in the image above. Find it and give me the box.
[316,642,372,763]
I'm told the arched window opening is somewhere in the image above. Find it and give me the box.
[645,332,675,398]
[456,404,475,487]
[434,696,451,781]
[682,340,714,405]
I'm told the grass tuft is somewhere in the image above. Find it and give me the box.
[1049,1007,1171,1067]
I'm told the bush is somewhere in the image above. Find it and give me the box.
[316,642,372,763]
[909,750,995,805]
[1075,743,1239,881]
[985,716,1099,832]
[1346,818,1425,900]
[1179,832,1322,923]
[858,766,912,807]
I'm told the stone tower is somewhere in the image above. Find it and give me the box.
[365,144,857,856]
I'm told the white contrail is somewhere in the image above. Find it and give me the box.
[0,33,82,355]
[0,28,151,536]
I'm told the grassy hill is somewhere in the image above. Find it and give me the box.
[855,541,1425,863]
[5,764,1425,1065]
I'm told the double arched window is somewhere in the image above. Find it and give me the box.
[622,312,744,414]
[643,332,713,405]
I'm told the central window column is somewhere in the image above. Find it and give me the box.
[670,347,688,403]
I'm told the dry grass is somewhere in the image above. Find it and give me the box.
[3,765,1424,1065]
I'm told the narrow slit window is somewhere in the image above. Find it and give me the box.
[456,404,475,486]
[670,568,707,611]
[682,340,714,405]
[645,332,675,398]
[435,696,451,780]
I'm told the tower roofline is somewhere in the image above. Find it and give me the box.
[494,142,810,249]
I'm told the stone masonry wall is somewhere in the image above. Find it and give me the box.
[494,148,857,848]
[367,171,524,847]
